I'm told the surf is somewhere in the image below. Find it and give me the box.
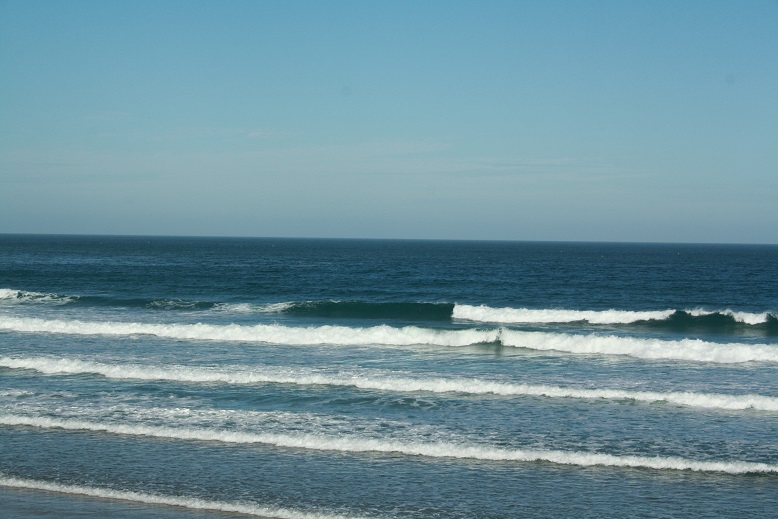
[454,304,776,326]
[499,329,778,363]
[454,304,675,324]
[2,414,776,474]
[3,356,777,411]
[0,316,499,347]
[0,473,370,519]
[2,316,776,364]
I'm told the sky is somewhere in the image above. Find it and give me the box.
[1,1,776,243]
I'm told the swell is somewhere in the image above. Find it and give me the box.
[4,287,775,333]
[0,289,452,321]
[0,474,369,519]
[2,316,776,364]
[0,288,217,311]
[639,310,778,335]
[1,414,775,474]
[3,356,777,411]
[281,301,454,321]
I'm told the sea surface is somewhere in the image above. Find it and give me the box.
[1,235,777,518]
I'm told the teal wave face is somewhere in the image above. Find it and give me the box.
[637,310,778,336]
[282,301,455,321]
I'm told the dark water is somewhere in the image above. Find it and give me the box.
[1,235,777,518]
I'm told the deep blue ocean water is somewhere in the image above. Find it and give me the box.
[1,235,777,518]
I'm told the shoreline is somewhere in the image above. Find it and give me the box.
[0,485,272,519]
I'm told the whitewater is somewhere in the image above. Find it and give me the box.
[2,316,776,364]
[3,355,777,411]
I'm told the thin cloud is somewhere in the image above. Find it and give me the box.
[82,111,135,122]
[247,129,285,139]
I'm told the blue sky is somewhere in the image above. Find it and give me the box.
[1,1,776,243]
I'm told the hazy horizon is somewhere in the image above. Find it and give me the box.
[3,231,778,248]
[2,1,776,244]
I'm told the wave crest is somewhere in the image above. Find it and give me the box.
[500,329,778,364]
[0,288,75,305]
[0,317,498,347]
[454,304,775,326]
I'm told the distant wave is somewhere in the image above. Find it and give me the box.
[0,289,456,321]
[278,300,454,321]
[2,414,775,474]
[4,287,774,331]
[0,288,217,311]
[3,356,777,411]
[0,474,369,519]
[454,304,777,327]
[1,316,776,364]
[0,316,495,347]
[663,309,778,330]
[454,304,675,324]
[0,288,75,305]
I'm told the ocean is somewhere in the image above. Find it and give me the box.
[1,234,776,518]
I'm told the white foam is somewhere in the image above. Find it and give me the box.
[499,329,778,364]
[454,304,675,324]
[0,316,498,347]
[2,317,775,364]
[0,389,33,398]
[213,302,294,313]
[0,288,74,305]
[2,414,775,474]
[687,308,772,325]
[4,356,777,411]
[455,304,775,325]
[0,289,20,300]
[0,473,370,519]
[147,299,201,310]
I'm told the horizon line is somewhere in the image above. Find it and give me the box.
[1,232,776,247]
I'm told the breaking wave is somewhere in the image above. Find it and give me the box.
[454,304,777,328]
[3,287,774,332]
[2,316,776,364]
[3,356,777,411]
[0,474,370,519]
[0,316,497,347]
[0,288,75,305]
[454,304,675,324]
[1,414,775,474]
[499,330,778,364]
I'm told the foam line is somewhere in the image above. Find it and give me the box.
[454,304,675,324]
[3,356,777,411]
[0,316,497,347]
[454,304,774,325]
[688,308,772,326]
[0,288,74,305]
[2,317,775,364]
[2,414,776,474]
[0,288,19,299]
[0,473,370,519]
[499,330,778,364]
